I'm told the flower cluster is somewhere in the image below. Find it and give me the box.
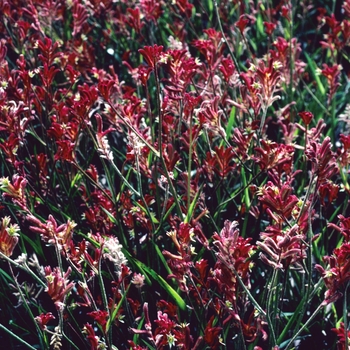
[0,0,349,349]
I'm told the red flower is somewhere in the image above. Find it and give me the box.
[27,214,76,250]
[83,323,99,350]
[55,140,75,162]
[236,15,250,33]
[0,133,20,164]
[254,140,294,174]
[298,111,314,126]
[328,215,350,241]
[44,266,75,310]
[88,310,109,333]
[264,21,277,35]
[211,220,254,298]
[140,0,163,23]
[332,322,350,350]
[305,136,338,182]
[219,57,236,83]
[138,45,164,69]
[0,174,28,211]
[315,242,350,303]
[318,181,339,206]
[126,8,144,34]
[137,65,153,86]
[0,216,20,258]
[203,316,222,350]
[35,312,55,330]
[72,2,89,36]
[257,224,307,270]
[321,64,342,104]
[204,145,236,179]
[257,182,299,222]
[197,96,225,138]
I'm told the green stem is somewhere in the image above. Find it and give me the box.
[107,101,160,158]
[277,278,324,344]
[213,0,241,75]
[0,324,37,350]
[97,249,112,349]
[187,111,193,214]
[284,302,325,350]
[217,254,266,317]
[266,269,278,348]
[0,252,46,288]
[8,263,45,349]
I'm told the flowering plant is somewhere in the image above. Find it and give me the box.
[0,0,350,349]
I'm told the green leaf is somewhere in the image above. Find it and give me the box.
[184,184,203,224]
[100,207,118,225]
[256,13,264,37]
[225,106,236,139]
[125,250,186,311]
[304,52,326,96]
[144,266,186,311]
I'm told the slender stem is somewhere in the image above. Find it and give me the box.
[187,111,193,213]
[213,0,241,75]
[0,252,46,288]
[97,246,112,349]
[107,100,160,158]
[8,263,45,349]
[284,302,325,350]
[0,323,37,350]
[135,153,156,234]
[153,61,183,218]
[216,254,266,317]
[266,268,279,348]
[108,158,141,197]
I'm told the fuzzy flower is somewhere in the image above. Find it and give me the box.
[45,266,74,310]
[305,136,338,182]
[0,216,20,258]
[35,312,55,331]
[257,224,307,270]
[103,236,128,272]
[95,114,115,161]
[315,242,350,304]
[27,214,76,251]
[131,273,145,289]
[0,175,28,211]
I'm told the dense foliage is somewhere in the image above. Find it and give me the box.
[0,0,350,349]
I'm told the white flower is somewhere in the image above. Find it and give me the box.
[103,237,127,272]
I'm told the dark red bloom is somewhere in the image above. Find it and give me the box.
[315,242,350,303]
[0,216,20,258]
[87,310,109,333]
[257,224,307,270]
[264,21,277,35]
[318,181,339,206]
[298,111,314,126]
[328,215,350,241]
[35,312,55,330]
[126,8,144,34]
[203,315,222,350]
[72,2,89,36]
[332,322,350,350]
[44,266,74,310]
[305,136,338,182]
[138,45,164,69]
[257,182,299,222]
[236,15,250,33]
[84,323,99,350]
